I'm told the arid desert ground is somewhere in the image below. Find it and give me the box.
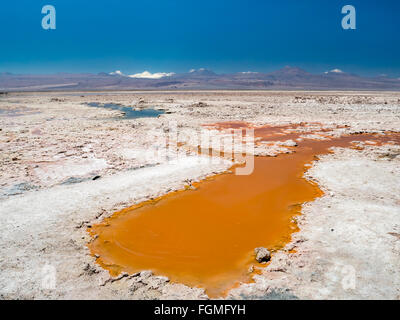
[0,90,399,299]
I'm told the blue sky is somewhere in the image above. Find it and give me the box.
[0,0,399,76]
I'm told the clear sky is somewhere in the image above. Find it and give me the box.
[1,0,399,76]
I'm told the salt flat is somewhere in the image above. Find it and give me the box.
[0,91,399,299]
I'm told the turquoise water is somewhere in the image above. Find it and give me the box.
[87,103,164,119]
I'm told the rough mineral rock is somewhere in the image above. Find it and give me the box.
[254,247,271,263]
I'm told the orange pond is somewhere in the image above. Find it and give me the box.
[88,123,400,297]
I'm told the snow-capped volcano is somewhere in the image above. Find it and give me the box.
[109,70,175,79]
[325,69,345,74]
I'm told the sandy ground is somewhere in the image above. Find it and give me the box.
[0,91,399,299]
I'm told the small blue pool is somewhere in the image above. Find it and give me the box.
[87,103,165,119]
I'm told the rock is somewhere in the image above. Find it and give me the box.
[254,247,271,263]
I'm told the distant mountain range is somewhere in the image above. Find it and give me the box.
[1,66,400,91]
